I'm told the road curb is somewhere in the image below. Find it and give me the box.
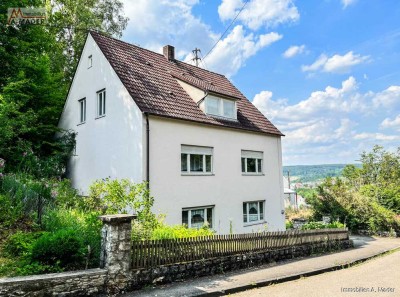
[195,247,400,297]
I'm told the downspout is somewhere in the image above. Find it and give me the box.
[145,112,150,189]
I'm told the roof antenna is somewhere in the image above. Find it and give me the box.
[192,48,201,67]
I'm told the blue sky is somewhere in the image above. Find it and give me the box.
[121,0,400,165]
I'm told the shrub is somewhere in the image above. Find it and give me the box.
[285,220,293,229]
[3,231,43,257]
[285,205,313,222]
[42,208,102,268]
[0,193,24,228]
[85,179,159,239]
[149,224,215,240]
[0,173,55,225]
[31,229,85,270]
[52,179,81,209]
[301,221,345,230]
[14,260,62,276]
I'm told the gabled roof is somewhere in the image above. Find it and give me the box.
[90,31,283,136]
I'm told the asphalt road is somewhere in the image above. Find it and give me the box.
[232,250,400,297]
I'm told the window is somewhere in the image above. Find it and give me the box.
[182,206,213,228]
[97,89,106,117]
[181,145,213,174]
[78,98,86,124]
[205,95,236,119]
[223,99,235,118]
[88,55,92,68]
[243,201,264,223]
[241,150,263,174]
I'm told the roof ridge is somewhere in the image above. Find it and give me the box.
[90,30,169,60]
[89,31,227,78]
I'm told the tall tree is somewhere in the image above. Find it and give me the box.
[0,0,128,173]
[47,0,128,80]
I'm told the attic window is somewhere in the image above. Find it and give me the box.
[88,55,92,68]
[205,95,236,119]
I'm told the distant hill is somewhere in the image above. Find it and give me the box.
[282,164,358,184]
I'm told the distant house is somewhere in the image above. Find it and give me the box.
[58,31,286,234]
[283,175,306,209]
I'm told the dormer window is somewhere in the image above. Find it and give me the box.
[205,95,237,120]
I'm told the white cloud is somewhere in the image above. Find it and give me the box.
[254,76,363,121]
[122,0,214,58]
[372,86,400,108]
[302,51,370,73]
[218,0,299,30]
[122,1,282,78]
[354,133,400,141]
[205,26,282,78]
[381,115,400,130]
[282,44,305,58]
[342,0,357,9]
[252,77,400,164]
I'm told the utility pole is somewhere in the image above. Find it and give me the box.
[192,48,201,67]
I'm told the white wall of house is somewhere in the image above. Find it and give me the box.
[148,116,285,234]
[58,35,144,194]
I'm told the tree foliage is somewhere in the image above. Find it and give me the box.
[306,146,400,233]
[46,0,128,80]
[0,0,128,173]
[343,146,400,213]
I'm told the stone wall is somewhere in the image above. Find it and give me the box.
[0,215,353,296]
[0,214,135,297]
[128,239,353,290]
[0,269,107,297]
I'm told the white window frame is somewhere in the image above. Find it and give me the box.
[78,98,86,124]
[205,95,237,120]
[241,150,263,175]
[96,89,106,118]
[181,145,213,175]
[182,206,214,229]
[243,201,264,224]
[88,55,93,68]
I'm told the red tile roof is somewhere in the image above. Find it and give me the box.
[90,31,283,136]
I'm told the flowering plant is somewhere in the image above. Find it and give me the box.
[0,158,5,178]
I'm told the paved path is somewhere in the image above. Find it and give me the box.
[232,249,400,297]
[124,236,400,297]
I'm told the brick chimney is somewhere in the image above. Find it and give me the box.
[163,45,175,61]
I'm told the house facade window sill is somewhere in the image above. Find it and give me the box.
[77,122,86,126]
[95,115,106,120]
[181,173,215,176]
[243,220,267,227]
[207,113,238,122]
[242,173,264,176]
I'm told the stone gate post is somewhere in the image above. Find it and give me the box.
[99,214,136,294]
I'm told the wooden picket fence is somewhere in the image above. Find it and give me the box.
[131,228,348,269]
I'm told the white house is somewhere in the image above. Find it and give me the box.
[283,176,306,209]
[58,31,286,234]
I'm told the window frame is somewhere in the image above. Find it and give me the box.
[96,89,106,118]
[181,145,213,175]
[182,206,214,229]
[78,97,86,124]
[243,200,265,224]
[241,150,263,175]
[205,95,237,120]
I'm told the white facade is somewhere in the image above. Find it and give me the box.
[59,34,285,234]
[149,116,285,234]
[58,35,145,193]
